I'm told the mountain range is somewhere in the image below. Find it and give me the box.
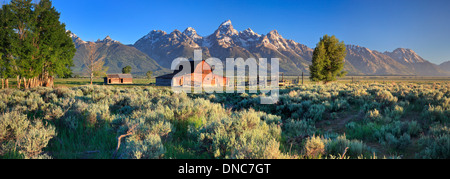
[70,33,170,77]
[439,61,450,72]
[69,20,449,77]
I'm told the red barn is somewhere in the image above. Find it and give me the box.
[155,60,228,87]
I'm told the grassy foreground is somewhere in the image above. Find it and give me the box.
[0,78,449,159]
[4,76,450,89]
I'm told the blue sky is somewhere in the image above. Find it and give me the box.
[48,0,450,64]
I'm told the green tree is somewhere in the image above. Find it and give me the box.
[0,52,4,89]
[2,0,75,88]
[8,0,39,88]
[35,0,75,87]
[0,4,15,89]
[122,65,132,74]
[310,35,347,83]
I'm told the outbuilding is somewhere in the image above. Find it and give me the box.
[104,74,133,84]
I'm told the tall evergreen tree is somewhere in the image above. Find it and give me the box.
[310,42,326,82]
[310,35,347,83]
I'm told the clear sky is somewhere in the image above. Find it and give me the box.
[47,0,450,64]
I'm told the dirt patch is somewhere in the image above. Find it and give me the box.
[316,110,363,134]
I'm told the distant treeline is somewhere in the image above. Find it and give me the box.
[0,0,75,89]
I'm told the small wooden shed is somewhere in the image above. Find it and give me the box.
[104,74,133,85]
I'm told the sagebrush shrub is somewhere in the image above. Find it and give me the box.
[325,135,373,159]
[1,81,449,159]
[198,109,283,159]
[422,105,449,123]
[304,104,326,121]
[384,105,404,121]
[365,109,382,121]
[283,119,316,138]
[417,134,450,159]
[304,135,325,158]
[0,112,56,159]
[381,133,411,151]
[123,133,165,159]
[375,90,398,107]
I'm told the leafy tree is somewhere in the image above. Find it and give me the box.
[35,0,76,87]
[0,4,15,89]
[310,35,347,83]
[8,0,39,88]
[0,53,4,89]
[122,65,132,74]
[1,0,75,88]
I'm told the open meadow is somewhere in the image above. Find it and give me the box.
[1,76,449,159]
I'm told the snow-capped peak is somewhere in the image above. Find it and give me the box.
[218,20,234,31]
[236,28,262,48]
[184,27,196,34]
[68,31,87,45]
[183,27,202,40]
[241,28,261,37]
[68,31,79,39]
[221,20,232,27]
[216,20,238,37]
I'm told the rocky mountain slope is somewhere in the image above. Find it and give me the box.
[70,33,169,76]
[70,20,449,77]
[383,48,448,76]
[133,20,313,75]
[438,61,450,72]
[133,20,449,76]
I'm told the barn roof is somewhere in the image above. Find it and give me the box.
[107,74,133,78]
[174,60,203,74]
[155,60,229,80]
[155,73,176,79]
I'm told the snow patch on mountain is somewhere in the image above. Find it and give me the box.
[183,27,202,40]
[130,20,448,76]
[221,20,232,27]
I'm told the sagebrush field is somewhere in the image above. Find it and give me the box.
[0,80,449,159]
